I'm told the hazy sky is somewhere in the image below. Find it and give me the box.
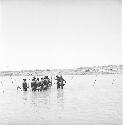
[0,0,122,71]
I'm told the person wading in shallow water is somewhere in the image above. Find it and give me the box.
[59,76,66,89]
[22,79,28,91]
[55,75,66,89]
[55,75,61,89]
[40,78,44,91]
[43,76,49,90]
[31,77,37,91]
[36,78,41,91]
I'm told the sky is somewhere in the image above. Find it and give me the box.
[0,0,122,71]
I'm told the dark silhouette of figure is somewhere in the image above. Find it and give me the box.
[55,75,61,89]
[43,76,52,90]
[43,76,48,90]
[31,77,37,91]
[22,79,28,91]
[59,76,66,89]
[40,78,44,91]
[55,75,66,89]
[36,78,41,91]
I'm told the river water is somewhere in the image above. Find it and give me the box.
[0,74,122,125]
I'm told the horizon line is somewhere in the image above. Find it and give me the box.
[0,64,122,72]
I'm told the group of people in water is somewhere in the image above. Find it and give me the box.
[22,75,66,91]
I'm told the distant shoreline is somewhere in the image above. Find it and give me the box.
[0,65,122,77]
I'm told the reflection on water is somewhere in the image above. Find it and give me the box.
[0,74,122,125]
[57,89,64,109]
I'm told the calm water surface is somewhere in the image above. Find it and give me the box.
[0,74,122,125]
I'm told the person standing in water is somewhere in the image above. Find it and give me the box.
[59,75,66,89]
[55,75,61,89]
[43,76,49,90]
[31,77,37,91]
[40,78,44,91]
[22,79,28,91]
[55,75,66,89]
[36,78,41,91]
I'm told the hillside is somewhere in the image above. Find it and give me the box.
[0,65,122,76]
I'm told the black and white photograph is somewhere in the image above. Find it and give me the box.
[0,0,122,125]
